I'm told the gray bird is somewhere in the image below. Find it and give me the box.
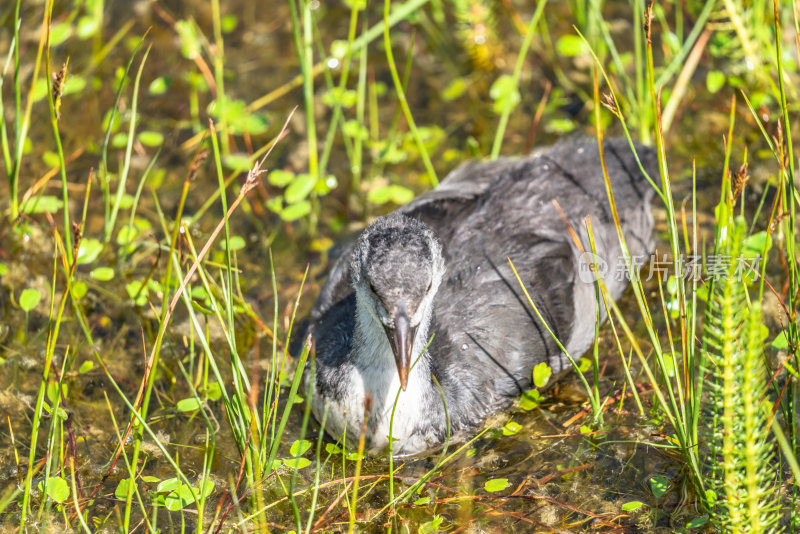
[306,138,657,455]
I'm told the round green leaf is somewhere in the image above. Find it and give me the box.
[519,389,541,411]
[71,280,88,299]
[205,382,222,401]
[621,500,644,512]
[157,477,180,493]
[91,267,115,281]
[77,238,103,265]
[556,34,588,57]
[706,71,726,94]
[419,516,443,534]
[115,477,134,500]
[41,476,70,503]
[533,362,552,388]
[484,478,509,493]
[19,288,42,312]
[285,173,316,204]
[138,131,164,147]
[325,443,342,455]
[221,14,238,33]
[222,235,246,252]
[23,195,63,215]
[280,200,312,221]
[289,439,312,457]
[650,475,669,499]
[502,420,521,436]
[282,457,311,469]
[149,76,171,95]
[268,169,295,187]
[176,397,201,412]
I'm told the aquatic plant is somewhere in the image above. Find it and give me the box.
[700,213,780,533]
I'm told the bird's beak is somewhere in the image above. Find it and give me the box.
[384,304,417,391]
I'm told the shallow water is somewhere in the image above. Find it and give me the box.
[0,0,793,531]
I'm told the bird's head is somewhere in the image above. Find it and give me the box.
[351,214,445,390]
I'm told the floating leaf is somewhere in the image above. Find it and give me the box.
[533,362,552,388]
[443,78,468,101]
[419,515,443,534]
[91,267,115,281]
[556,34,588,57]
[325,443,342,455]
[138,131,164,147]
[344,450,363,461]
[771,331,789,350]
[198,478,215,498]
[579,425,591,434]
[743,231,771,259]
[342,120,368,141]
[20,288,42,312]
[77,238,103,265]
[221,13,238,33]
[545,118,575,134]
[46,381,67,404]
[268,169,295,187]
[519,389,541,411]
[650,475,669,499]
[686,516,709,529]
[413,496,430,505]
[38,476,70,503]
[72,281,88,299]
[322,87,357,108]
[164,484,197,511]
[43,151,61,168]
[77,15,100,39]
[285,173,316,204]
[706,70,726,94]
[577,357,591,372]
[205,382,222,401]
[176,398,201,412]
[484,478,509,492]
[280,201,312,221]
[368,184,415,206]
[489,75,520,114]
[115,478,134,500]
[149,76,171,95]
[282,458,311,469]
[621,500,644,512]
[175,19,202,59]
[78,360,94,374]
[22,195,63,214]
[502,420,521,436]
[290,439,312,457]
[157,478,180,493]
[222,235,246,251]
[222,153,253,173]
[111,132,129,148]
[49,22,73,47]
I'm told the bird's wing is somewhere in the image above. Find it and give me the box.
[427,233,578,428]
[397,158,517,237]
[425,138,657,426]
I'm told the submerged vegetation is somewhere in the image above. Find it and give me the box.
[1,0,799,531]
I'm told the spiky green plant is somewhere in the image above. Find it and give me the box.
[700,214,780,533]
